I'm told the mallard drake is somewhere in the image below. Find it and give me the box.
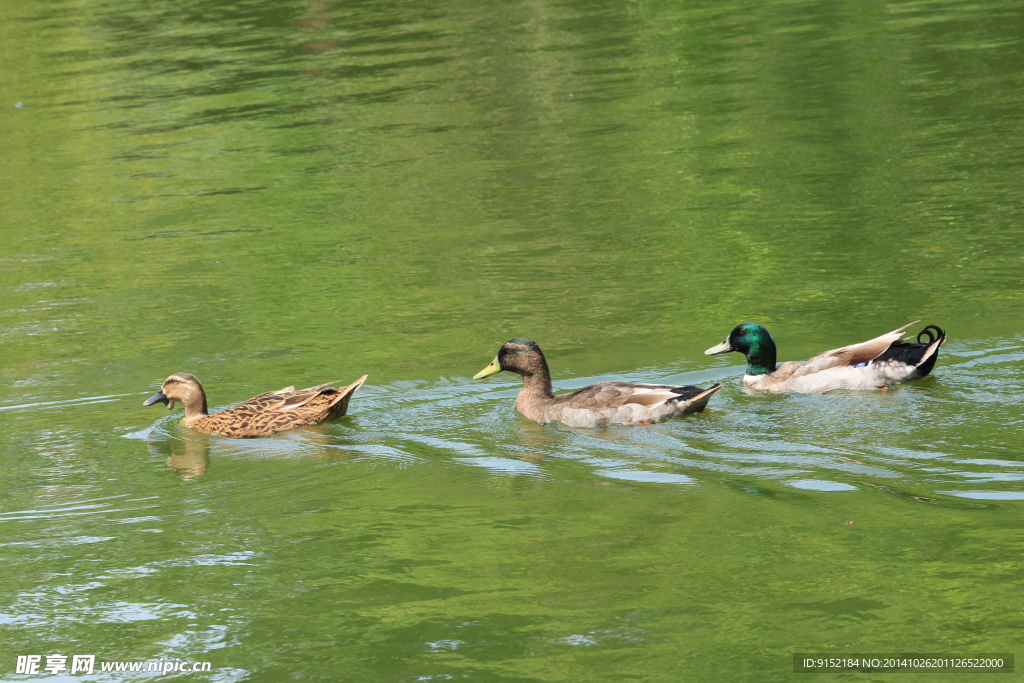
[473,339,722,427]
[705,322,946,393]
[143,372,368,438]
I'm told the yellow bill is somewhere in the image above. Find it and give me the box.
[473,357,502,379]
[705,340,733,355]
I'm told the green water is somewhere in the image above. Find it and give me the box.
[2,0,1023,680]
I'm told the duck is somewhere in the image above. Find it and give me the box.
[143,372,368,438]
[704,322,946,393]
[473,339,722,427]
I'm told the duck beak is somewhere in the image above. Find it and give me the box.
[705,339,734,355]
[473,357,502,379]
[143,391,169,407]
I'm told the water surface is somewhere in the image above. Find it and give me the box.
[2,0,1023,680]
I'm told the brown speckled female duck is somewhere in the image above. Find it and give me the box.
[143,372,368,438]
[473,339,721,428]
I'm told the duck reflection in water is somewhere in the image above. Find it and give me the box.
[147,436,210,481]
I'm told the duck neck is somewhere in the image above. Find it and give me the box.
[518,362,554,399]
[182,388,209,420]
[744,338,777,376]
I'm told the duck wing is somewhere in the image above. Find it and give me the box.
[557,382,715,409]
[788,322,918,379]
[234,380,344,412]
[198,376,368,438]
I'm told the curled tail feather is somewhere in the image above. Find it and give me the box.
[873,324,946,378]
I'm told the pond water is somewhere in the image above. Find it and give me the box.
[2,0,1023,680]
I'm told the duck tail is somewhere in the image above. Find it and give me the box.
[912,325,946,377]
[873,324,946,377]
[680,383,723,413]
[325,375,368,419]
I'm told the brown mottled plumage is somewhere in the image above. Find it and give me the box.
[143,372,368,438]
[473,339,722,428]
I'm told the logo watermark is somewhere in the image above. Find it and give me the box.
[16,655,212,675]
[793,653,1013,673]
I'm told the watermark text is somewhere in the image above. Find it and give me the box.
[16,654,212,675]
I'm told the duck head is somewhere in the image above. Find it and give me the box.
[143,372,207,412]
[473,339,550,379]
[705,323,778,375]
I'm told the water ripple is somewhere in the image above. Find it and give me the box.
[118,336,1024,502]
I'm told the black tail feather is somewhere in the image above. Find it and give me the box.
[668,384,718,401]
[874,324,946,377]
[917,325,943,345]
